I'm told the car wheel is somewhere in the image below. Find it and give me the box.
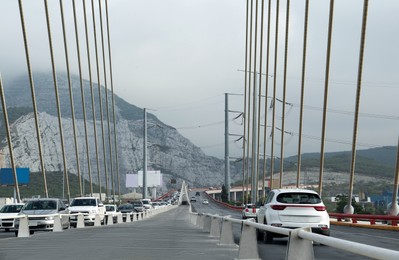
[29,230,34,235]
[256,228,264,241]
[264,218,273,244]
[264,231,273,243]
[64,222,70,230]
[322,229,330,236]
[14,231,18,237]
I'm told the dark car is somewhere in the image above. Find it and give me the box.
[117,204,134,222]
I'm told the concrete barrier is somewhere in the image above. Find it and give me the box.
[203,215,211,232]
[209,215,221,238]
[17,215,30,238]
[117,213,123,224]
[219,216,235,246]
[77,214,85,228]
[126,213,132,223]
[286,227,314,260]
[94,214,101,226]
[53,214,63,232]
[238,218,260,260]
[107,214,113,225]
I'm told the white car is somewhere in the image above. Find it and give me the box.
[67,197,106,227]
[202,199,209,205]
[256,189,330,243]
[104,204,118,224]
[242,203,260,219]
[0,203,24,232]
[141,199,152,210]
[15,198,69,235]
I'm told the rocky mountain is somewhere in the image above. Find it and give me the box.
[0,73,241,191]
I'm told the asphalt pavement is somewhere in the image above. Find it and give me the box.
[0,205,238,260]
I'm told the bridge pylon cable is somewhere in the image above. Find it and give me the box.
[72,0,93,197]
[44,0,70,202]
[17,0,48,198]
[91,0,109,199]
[83,0,102,198]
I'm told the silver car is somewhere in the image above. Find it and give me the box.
[15,198,69,235]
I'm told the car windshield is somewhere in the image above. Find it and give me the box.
[23,200,57,210]
[106,205,115,211]
[0,204,23,213]
[132,203,142,207]
[276,192,321,204]
[142,200,150,205]
[70,199,96,206]
[118,204,132,210]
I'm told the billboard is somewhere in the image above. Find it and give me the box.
[125,170,162,188]
[0,168,30,186]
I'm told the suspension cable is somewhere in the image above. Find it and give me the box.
[72,0,93,196]
[91,0,109,199]
[59,0,82,196]
[105,0,121,203]
[44,0,70,202]
[83,0,102,197]
[0,75,21,202]
[17,0,48,198]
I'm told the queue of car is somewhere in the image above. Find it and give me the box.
[0,196,173,236]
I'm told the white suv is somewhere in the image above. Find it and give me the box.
[67,197,106,227]
[256,189,330,243]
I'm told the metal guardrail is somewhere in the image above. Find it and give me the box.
[188,211,399,260]
[204,191,399,228]
[330,213,399,226]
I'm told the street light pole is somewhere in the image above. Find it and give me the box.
[225,93,230,201]
[143,108,147,199]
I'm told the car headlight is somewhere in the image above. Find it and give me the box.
[89,209,98,214]
[45,216,54,221]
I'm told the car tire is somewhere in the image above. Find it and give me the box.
[256,228,264,241]
[264,218,273,244]
[14,231,18,237]
[29,230,34,235]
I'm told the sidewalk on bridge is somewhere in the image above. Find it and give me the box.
[0,206,238,260]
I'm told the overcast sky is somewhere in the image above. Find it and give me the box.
[0,0,398,160]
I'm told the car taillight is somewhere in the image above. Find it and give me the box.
[252,207,256,213]
[271,205,286,210]
[314,206,326,211]
[245,208,249,212]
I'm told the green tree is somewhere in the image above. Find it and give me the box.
[335,194,364,213]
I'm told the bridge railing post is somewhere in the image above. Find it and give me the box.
[219,215,235,246]
[238,218,260,260]
[286,227,314,260]
[209,215,221,238]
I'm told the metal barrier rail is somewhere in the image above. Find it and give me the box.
[203,191,399,228]
[188,211,399,260]
[330,213,399,226]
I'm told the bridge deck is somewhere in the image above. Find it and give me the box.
[0,206,237,260]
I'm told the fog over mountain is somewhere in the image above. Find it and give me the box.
[0,73,242,191]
